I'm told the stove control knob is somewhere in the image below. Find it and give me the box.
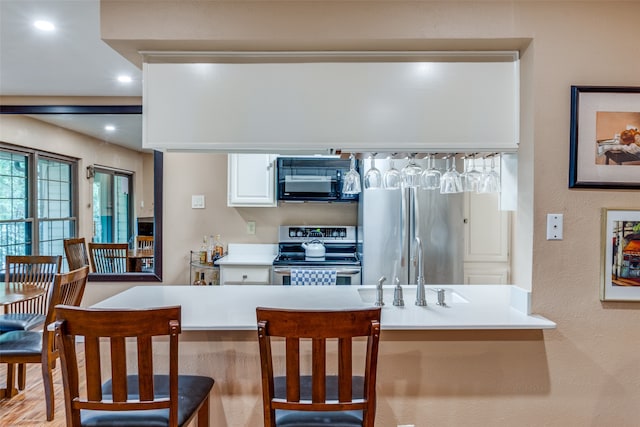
[296,230,303,237]
[332,230,339,237]
[339,229,346,237]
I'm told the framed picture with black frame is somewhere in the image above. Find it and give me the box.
[569,86,640,189]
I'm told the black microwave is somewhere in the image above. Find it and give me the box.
[276,157,359,202]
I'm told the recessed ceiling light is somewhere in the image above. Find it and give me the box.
[33,20,55,31]
[104,125,116,132]
[117,75,133,83]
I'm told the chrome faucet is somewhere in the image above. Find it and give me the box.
[375,276,386,306]
[414,236,427,306]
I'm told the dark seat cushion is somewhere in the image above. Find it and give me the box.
[275,410,364,427]
[0,313,45,332]
[273,375,365,427]
[80,374,214,427]
[0,330,42,357]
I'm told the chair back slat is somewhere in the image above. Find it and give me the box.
[84,336,103,402]
[110,336,128,402]
[64,238,90,271]
[338,337,353,402]
[4,255,61,315]
[285,338,300,402]
[87,243,128,273]
[256,307,381,427]
[311,338,326,403]
[54,305,183,423]
[137,336,155,401]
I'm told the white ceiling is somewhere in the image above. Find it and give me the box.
[0,0,144,150]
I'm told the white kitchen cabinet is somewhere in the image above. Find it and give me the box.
[220,265,272,285]
[227,154,277,207]
[463,191,511,284]
[464,266,509,285]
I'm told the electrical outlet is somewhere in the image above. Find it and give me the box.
[247,221,256,235]
[546,213,563,240]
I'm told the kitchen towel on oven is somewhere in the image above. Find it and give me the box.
[290,269,337,286]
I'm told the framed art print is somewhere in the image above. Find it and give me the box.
[601,208,640,301]
[569,86,640,189]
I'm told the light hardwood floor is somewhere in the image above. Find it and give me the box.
[0,360,68,426]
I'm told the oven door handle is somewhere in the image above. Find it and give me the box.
[272,267,361,276]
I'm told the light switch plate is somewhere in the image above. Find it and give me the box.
[191,194,205,209]
[546,213,563,240]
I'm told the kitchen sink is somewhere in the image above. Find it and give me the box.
[357,286,469,305]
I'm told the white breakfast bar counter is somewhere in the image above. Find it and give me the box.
[89,284,555,426]
[92,284,555,330]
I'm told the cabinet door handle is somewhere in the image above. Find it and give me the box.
[242,274,248,280]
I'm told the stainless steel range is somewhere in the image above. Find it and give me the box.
[272,225,362,285]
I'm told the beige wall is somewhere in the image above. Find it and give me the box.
[96,1,640,425]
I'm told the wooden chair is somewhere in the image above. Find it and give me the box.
[54,305,215,427]
[87,242,128,273]
[256,307,381,427]
[63,237,89,271]
[135,234,154,251]
[0,255,62,333]
[0,266,89,420]
[135,235,154,271]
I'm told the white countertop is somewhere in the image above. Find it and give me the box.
[215,243,277,266]
[92,284,556,331]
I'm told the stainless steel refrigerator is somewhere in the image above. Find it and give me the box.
[357,157,464,286]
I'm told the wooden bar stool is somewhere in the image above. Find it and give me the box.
[256,307,381,427]
[54,305,215,426]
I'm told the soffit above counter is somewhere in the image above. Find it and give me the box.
[142,51,519,154]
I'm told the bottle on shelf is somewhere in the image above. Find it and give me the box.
[193,271,207,286]
[213,234,225,260]
[199,235,208,265]
[211,266,220,286]
[207,234,215,266]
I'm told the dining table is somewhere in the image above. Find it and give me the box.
[0,282,47,399]
[0,282,46,306]
[126,248,154,272]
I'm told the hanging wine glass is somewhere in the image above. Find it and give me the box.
[401,153,422,188]
[364,153,382,189]
[461,154,482,192]
[382,153,402,189]
[478,154,501,193]
[420,153,441,190]
[342,153,361,194]
[440,155,463,194]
